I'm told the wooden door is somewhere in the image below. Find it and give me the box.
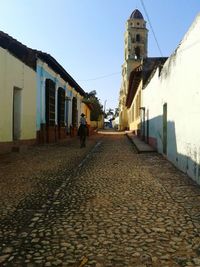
[13,87,22,140]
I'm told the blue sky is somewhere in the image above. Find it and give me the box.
[1,0,200,110]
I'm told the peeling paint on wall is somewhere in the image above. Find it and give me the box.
[143,13,200,185]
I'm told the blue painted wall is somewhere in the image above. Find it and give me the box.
[36,63,71,131]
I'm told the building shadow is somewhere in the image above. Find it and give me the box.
[143,114,200,185]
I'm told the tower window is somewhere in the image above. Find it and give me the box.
[135,47,141,59]
[136,34,140,42]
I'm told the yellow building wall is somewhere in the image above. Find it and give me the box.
[128,82,142,132]
[81,103,91,125]
[90,114,104,129]
[0,47,36,142]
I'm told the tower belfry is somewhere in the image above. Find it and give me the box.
[123,9,148,84]
[125,9,148,62]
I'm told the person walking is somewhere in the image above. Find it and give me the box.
[79,113,87,148]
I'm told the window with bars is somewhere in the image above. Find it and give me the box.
[72,97,77,127]
[45,79,56,126]
[57,87,65,127]
[135,46,141,59]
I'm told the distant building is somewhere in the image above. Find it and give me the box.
[112,116,119,130]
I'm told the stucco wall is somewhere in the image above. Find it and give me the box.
[37,60,68,130]
[36,60,82,131]
[90,115,104,129]
[128,82,142,132]
[143,13,200,184]
[0,47,36,142]
[77,95,83,124]
[81,103,91,125]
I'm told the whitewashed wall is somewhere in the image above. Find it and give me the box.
[0,47,36,142]
[143,13,200,184]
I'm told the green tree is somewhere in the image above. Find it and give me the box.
[84,90,103,121]
[105,108,114,118]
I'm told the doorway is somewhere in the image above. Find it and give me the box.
[13,87,22,140]
[146,109,149,144]
[57,87,65,139]
[163,103,167,154]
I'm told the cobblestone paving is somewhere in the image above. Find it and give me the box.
[0,135,200,267]
[0,136,99,220]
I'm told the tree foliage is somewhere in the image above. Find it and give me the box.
[84,90,103,121]
[104,107,119,119]
[104,108,114,118]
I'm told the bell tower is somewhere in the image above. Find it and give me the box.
[122,9,148,94]
[119,9,148,130]
[125,9,148,63]
[123,9,148,87]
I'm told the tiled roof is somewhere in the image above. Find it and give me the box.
[126,57,168,108]
[0,31,36,70]
[0,30,85,96]
[126,65,142,108]
[36,51,85,96]
[142,57,168,87]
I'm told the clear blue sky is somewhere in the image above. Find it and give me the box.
[1,0,200,110]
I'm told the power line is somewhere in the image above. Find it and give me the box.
[77,71,121,82]
[140,0,163,57]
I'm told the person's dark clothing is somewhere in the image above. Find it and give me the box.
[79,124,87,148]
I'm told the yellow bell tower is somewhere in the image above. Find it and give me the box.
[119,9,148,130]
[125,9,148,63]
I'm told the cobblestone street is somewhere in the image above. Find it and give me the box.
[0,134,200,267]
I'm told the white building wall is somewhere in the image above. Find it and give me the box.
[0,47,36,142]
[143,13,200,184]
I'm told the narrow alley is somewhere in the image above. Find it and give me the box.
[0,133,200,267]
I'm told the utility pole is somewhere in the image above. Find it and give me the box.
[103,100,107,129]
[103,100,107,114]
